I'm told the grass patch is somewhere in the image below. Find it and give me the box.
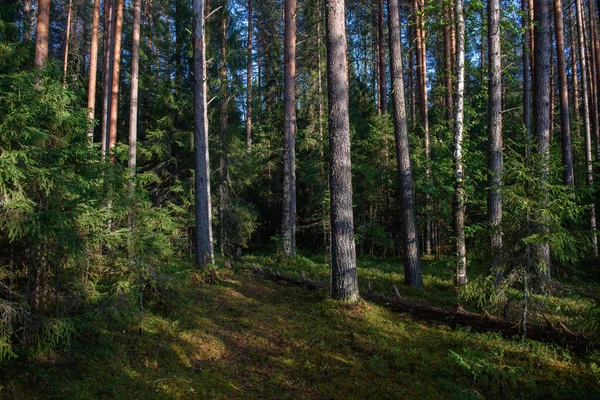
[0,254,599,399]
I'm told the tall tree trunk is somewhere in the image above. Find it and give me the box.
[34,0,50,68]
[570,5,580,127]
[523,0,532,156]
[23,0,32,41]
[388,0,423,288]
[554,0,575,186]
[414,0,432,256]
[62,0,73,85]
[87,0,101,142]
[193,0,214,265]
[108,0,124,152]
[488,0,503,277]
[454,0,467,286]
[326,0,359,304]
[589,0,600,160]
[533,0,552,274]
[219,3,229,256]
[378,0,386,114]
[444,0,454,122]
[282,0,297,257]
[101,0,115,155]
[575,0,599,256]
[246,0,253,149]
[129,0,141,178]
[408,25,416,131]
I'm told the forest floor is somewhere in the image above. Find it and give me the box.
[1,254,599,399]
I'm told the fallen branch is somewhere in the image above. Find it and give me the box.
[235,267,593,353]
[362,289,593,355]
[236,265,325,290]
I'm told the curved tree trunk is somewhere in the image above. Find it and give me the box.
[388,0,422,288]
[326,0,359,304]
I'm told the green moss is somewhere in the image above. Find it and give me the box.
[0,254,598,399]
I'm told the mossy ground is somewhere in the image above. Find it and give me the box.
[1,254,599,399]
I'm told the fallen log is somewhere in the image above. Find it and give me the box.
[235,267,593,353]
[362,288,593,355]
[236,265,325,290]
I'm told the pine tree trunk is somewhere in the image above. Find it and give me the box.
[569,5,580,128]
[87,0,101,142]
[282,0,297,257]
[444,0,454,122]
[34,0,50,68]
[553,0,575,187]
[378,0,386,114]
[488,0,503,277]
[129,0,141,177]
[23,0,32,41]
[533,0,552,275]
[408,25,416,131]
[589,0,600,160]
[246,0,252,149]
[523,0,532,155]
[454,0,467,286]
[219,3,229,256]
[108,0,124,152]
[575,0,599,256]
[388,0,422,287]
[62,0,73,85]
[193,0,214,266]
[101,0,115,155]
[326,0,359,304]
[413,0,432,256]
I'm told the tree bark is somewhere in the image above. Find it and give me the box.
[569,5,580,128]
[488,0,503,277]
[62,0,73,85]
[533,0,552,274]
[589,0,600,160]
[129,0,141,177]
[326,0,359,304]
[193,0,214,266]
[34,0,50,68]
[388,0,423,288]
[219,3,229,256]
[108,0,124,152]
[575,0,599,256]
[86,0,101,142]
[23,0,32,41]
[101,0,115,156]
[246,0,253,149]
[282,0,297,257]
[378,0,386,114]
[454,0,467,286]
[413,0,432,256]
[444,0,454,122]
[523,0,532,157]
[553,0,575,187]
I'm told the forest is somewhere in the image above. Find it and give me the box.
[1,0,600,397]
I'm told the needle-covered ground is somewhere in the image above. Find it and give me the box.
[1,254,599,399]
